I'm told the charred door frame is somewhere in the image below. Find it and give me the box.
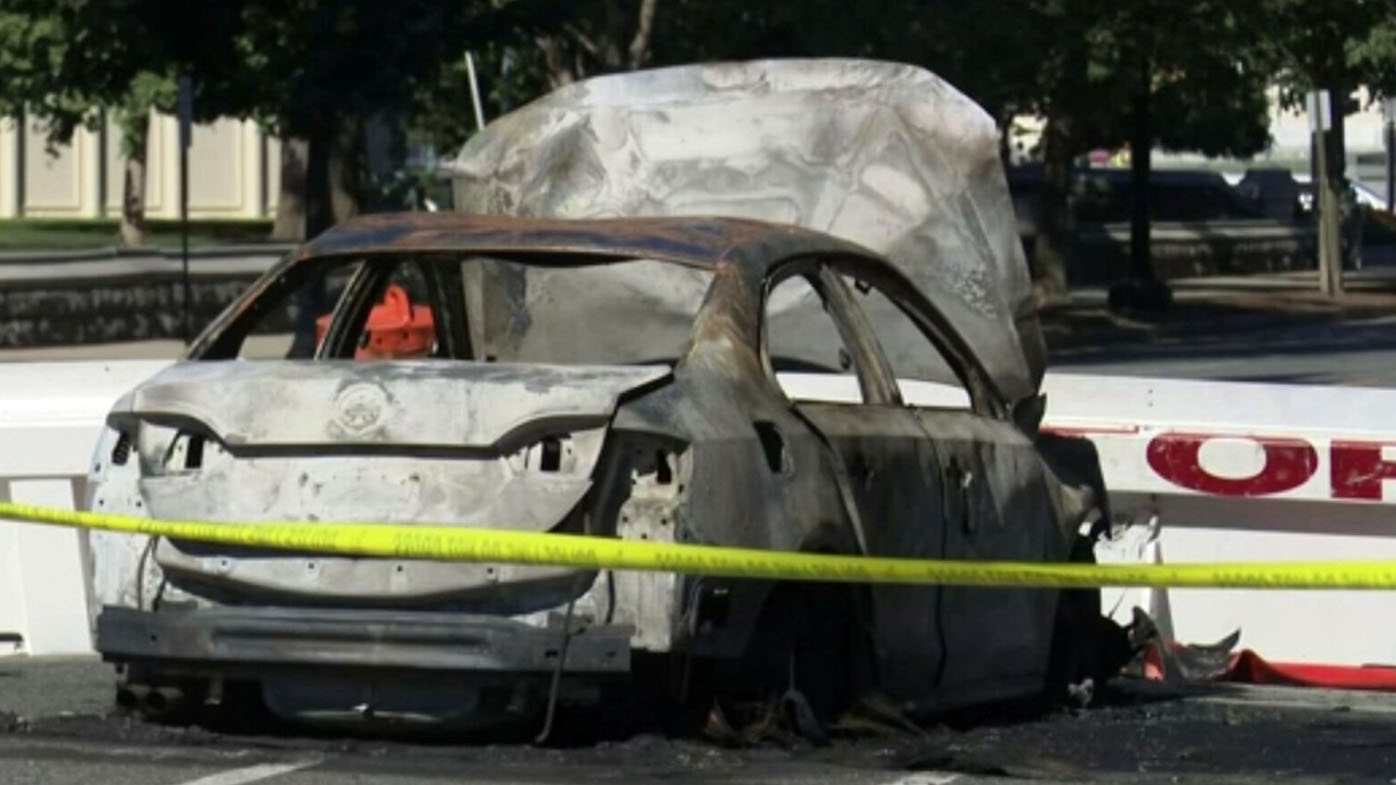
[754,255,962,698]
[751,252,1060,708]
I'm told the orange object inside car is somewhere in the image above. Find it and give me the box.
[315,284,436,359]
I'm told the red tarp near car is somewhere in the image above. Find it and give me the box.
[1139,637,1396,691]
[1223,650,1396,691]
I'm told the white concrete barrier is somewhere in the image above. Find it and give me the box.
[3,361,1396,665]
[1040,375,1396,666]
[0,360,170,655]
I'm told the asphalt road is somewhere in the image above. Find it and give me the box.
[6,657,1396,784]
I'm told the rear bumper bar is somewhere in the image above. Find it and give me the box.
[96,605,631,674]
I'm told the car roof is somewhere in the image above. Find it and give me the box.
[295,212,881,275]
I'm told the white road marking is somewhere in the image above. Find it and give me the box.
[884,773,960,785]
[174,759,320,785]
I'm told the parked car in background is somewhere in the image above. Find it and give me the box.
[1235,169,1375,268]
[1287,172,1389,213]
[1010,165,1314,282]
[1231,168,1303,220]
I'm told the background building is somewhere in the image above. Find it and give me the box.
[0,111,281,220]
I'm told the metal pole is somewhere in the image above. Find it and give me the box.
[1316,126,1330,296]
[14,106,26,217]
[177,75,192,344]
[1385,98,1395,215]
[96,108,108,217]
[465,52,486,132]
[1326,91,1345,297]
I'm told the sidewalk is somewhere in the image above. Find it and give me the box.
[1044,248,1396,355]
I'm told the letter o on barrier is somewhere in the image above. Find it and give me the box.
[1147,432,1318,496]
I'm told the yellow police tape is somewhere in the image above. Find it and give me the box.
[4,499,1396,590]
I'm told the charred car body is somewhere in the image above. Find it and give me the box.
[85,60,1113,731]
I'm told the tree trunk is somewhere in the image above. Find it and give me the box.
[328,115,363,225]
[1109,60,1171,313]
[1327,87,1362,273]
[536,34,579,89]
[118,139,147,248]
[302,126,334,238]
[1128,78,1154,283]
[118,116,149,248]
[1031,114,1073,305]
[1327,87,1346,183]
[627,0,658,69]
[270,138,308,242]
[537,0,659,87]
[287,116,363,358]
[287,123,336,359]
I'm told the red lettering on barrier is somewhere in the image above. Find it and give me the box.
[1146,432,1318,496]
[1331,440,1396,500]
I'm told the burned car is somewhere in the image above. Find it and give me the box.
[86,212,1108,732]
[85,60,1115,733]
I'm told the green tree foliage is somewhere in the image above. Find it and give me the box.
[1261,0,1396,174]
[2,0,510,238]
[409,44,550,157]
[1086,1,1271,302]
[1351,13,1396,97]
[1,0,520,351]
[1255,0,1396,292]
[5,0,1392,293]
[1263,0,1394,99]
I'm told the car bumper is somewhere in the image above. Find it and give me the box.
[96,605,632,674]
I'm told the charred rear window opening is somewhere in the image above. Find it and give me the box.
[195,253,715,368]
[194,255,364,360]
[457,255,714,368]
